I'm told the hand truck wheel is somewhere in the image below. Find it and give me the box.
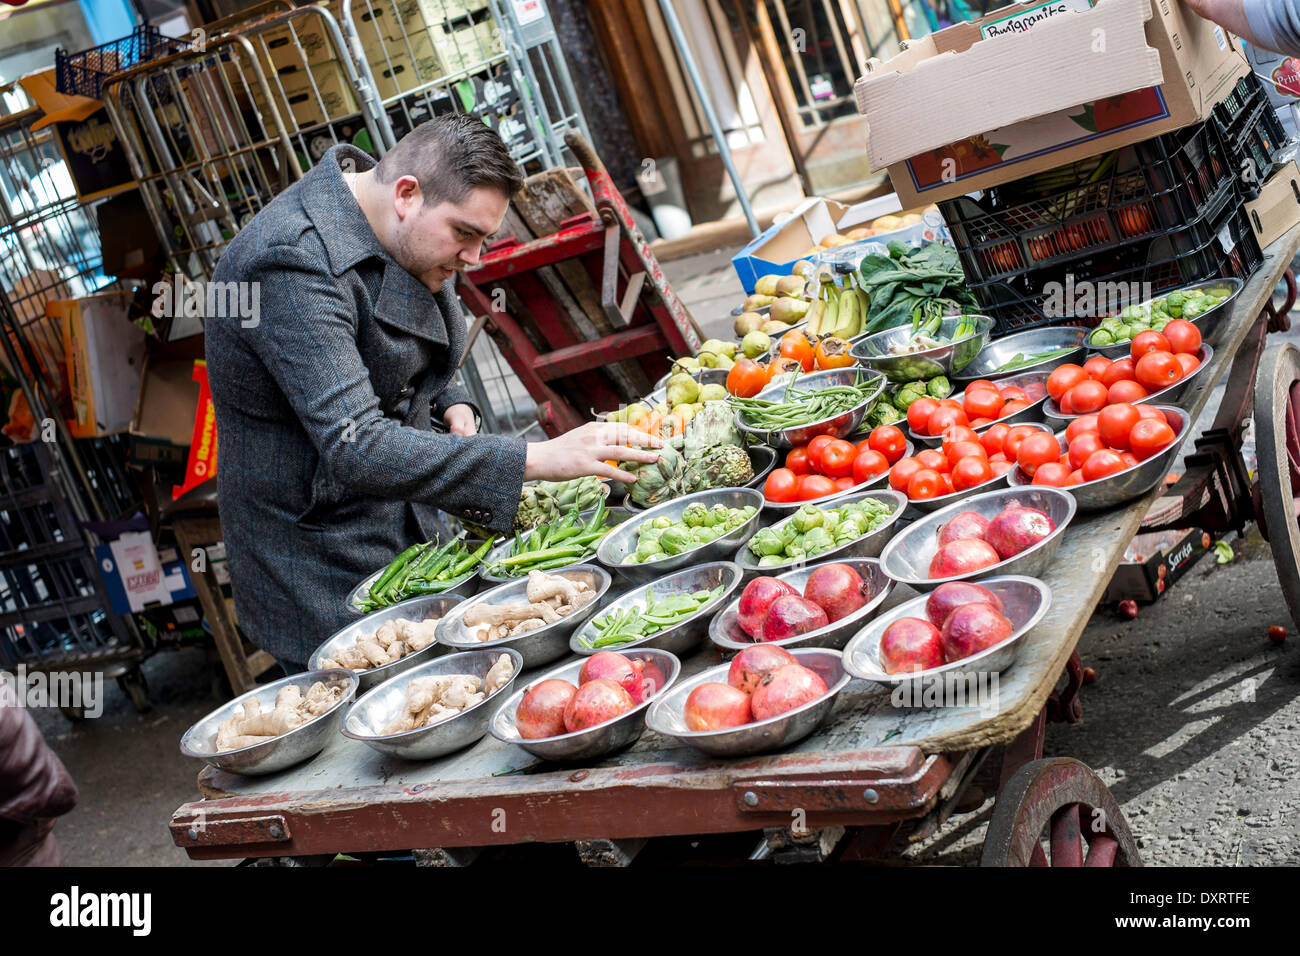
[1254,343,1300,626]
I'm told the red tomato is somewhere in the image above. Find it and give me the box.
[987,451,1008,463]
[1130,330,1172,360]
[851,449,890,484]
[1119,452,1139,469]
[1066,469,1085,486]
[1135,351,1181,391]
[1134,404,1166,422]
[1032,462,1072,486]
[806,435,836,469]
[989,459,1015,477]
[1162,319,1201,355]
[1064,379,1109,414]
[1068,432,1106,471]
[819,439,857,478]
[1058,390,1077,415]
[936,398,965,412]
[1175,352,1200,376]
[868,425,908,464]
[981,423,1011,456]
[965,379,999,393]
[1107,379,1149,404]
[1081,449,1126,481]
[1047,364,1088,403]
[1000,399,1030,417]
[1065,414,1101,442]
[940,425,980,450]
[907,468,943,500]
[951,456,993,491]
[963,387,1005,421]
[798,474,838,500]
[834,476,856,491]
[1129,418,1177,460]
[915,448,949,473]
[938,473,955,495]
[1100,357,1137,387]
[1017,432,1062,476]
[999,386,1030,403]
[889,458,921,492]
[945,440,988,465]
[926,405,970,436]
[1083,355,1112,381]
[764,467,799,502]
[1003,425,1040,460]
[785,446,813,475]
[854,438,873,457]
[907,397,940,435]
[969,417,994,427]
[1098,403,1141,450]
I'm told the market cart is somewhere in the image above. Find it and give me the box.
[168,217,1300,865]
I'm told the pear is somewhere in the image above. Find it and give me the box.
[624,403,651,428]
[753,274,781,297]
[651,401,671,418]
[769,297,811,324]
[775,275,809,297]
[791,259,816,278]
[743,294,777,312]
[698,383,729,403]
[665,373,700,408]
[761,320,793,334]
[672,356,701,374]
[695,352,717,369]
[734,312,766,337]
[741,330,771,359]
[713,354,734,370]
[698,338,736,359]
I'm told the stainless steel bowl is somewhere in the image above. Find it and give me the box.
[842,575,1051,701]
[180,670,358,776]
[709,557,896,651]
[954,327,1088,382]
[1008,406,1192,511]
[879,486,1076,592]
[1042,344,1212,431]
[652,365,731,392]
[570,561,742,657]
[906,370,1050,448]
[850,315,994,383]
[738,490,907,578]
[479,507,632,584]
[309,594,462,692]
[621,445,777,512]
[906,469,1011,515]
[346,562,480,616]
[760,442,915,515]
[489,648,681,762]
[340,649,523,760]
[1083,278,1242,356]
[734,367,885,450]
[645,648,850,757]
[596,488,765,585]
[435,566,612,668]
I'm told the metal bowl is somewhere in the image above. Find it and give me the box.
[1083,278,1242,356]
[1008,407,1192,511]
[309,594,462,692]
[954,327,1088,382]
[761,442,915,515]
[570,561,742,657]
[906,370,1050,448]
[596,488,765,585]
[340,649,523,761]
[435,566,612,668]
[1042,344,1213,431]
[738,490,907,578]
[842,575,1052,701]
[180,670,358,776]
[621,445,777,512]
[850,315,994,383]
[652,366,731,392]
[734,367,885,450]
[345,562,481,616]
[645,648,850,757]
[709,557,896,651]
[479,507,632,584]
[489,648,681,762]
[879,486,1076,592]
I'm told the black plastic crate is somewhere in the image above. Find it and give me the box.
[940,121,1233,284]
[1212,76,1288,200]
[55,25,183,99]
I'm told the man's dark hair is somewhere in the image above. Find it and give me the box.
[374,113,524,206]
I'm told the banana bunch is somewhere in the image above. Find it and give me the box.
[515,476,607,531]
[805,267,867,340]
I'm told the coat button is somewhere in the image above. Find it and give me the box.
[483,511,492,522]
[462,509,472,518]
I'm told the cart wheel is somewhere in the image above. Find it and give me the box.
[1254,344,1300,627]
[117,668,152,715]
[981,757,1142,867]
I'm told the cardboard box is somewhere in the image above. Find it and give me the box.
[1245,159,1300,247]
[854,0,1251,207]
[53,292,147,439]
[251,59,360,128]
[93,532,198,615]
[1240,40,1300,142]
[130,356,200,467]
[1102,527,1215,602]
[365,33,444,97]
[433,17,503,76]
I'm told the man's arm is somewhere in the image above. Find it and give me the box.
[1187,0,1300,54]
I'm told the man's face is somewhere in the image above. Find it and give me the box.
[392,181,509,291]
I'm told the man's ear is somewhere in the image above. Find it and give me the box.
[393,174,423,220]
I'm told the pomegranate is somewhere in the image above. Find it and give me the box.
[941,602,1014,662]
[760,595,829,642]
[684,682,752,731]
[803,563,869,623]
[633,656,667,700]
[928,538,1002,579]
[925,581,1003,628]
[727,644,797,695]
[515,679,578,739]
[737,577,799,637]
[937,510,991,548]
[750,664,828,720]
[578,651,643,702]
[562,678,635,733]
[879,617,945,674]
[984,501,1056,560]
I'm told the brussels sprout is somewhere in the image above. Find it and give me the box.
[659,527,694,555]
[784,543,807,560]
[757,554,788,568]
[926,376,952,399]
[802,526,835,555]
[748,527,788,558]
[1090,329,1114,346]
[791,505,823,533]
[634,538,664,560]
[652,516,673,530]
[708,504,732,527]
[681,502,708,527]
[895,382,929,410]
[1182,300,1204,319]
[1166,291,1187,309]
[691,525,720,545]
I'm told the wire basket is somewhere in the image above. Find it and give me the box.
[55,25,183,99]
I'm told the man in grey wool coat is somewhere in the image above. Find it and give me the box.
[206,115,659,669]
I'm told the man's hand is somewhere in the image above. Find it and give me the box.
[443,403,478,437]
[524,421,662,483]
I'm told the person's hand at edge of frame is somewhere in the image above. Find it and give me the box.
[525,421,663,484]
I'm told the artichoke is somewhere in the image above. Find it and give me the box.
[684,402,743,459]
[623,442,686,507]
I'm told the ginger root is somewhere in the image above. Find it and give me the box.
[484,654,514,695]
[214,680,347,752]
[381,673,487,735]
